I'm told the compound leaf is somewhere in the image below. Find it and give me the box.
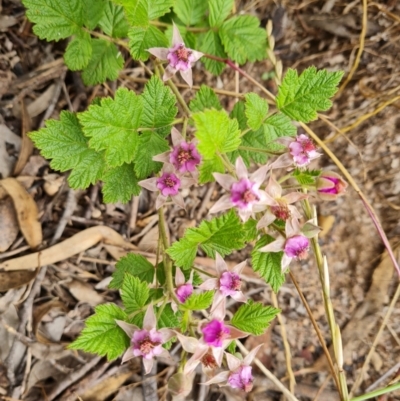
[200,31,226,75]
[190,85,222,113]
[181,291,214,311]
[83,0,106,30]
[99,1,129,38]
[245,93,269,130]
[147,0,174,20]
[128,25,168,61]
[64,32,92,71]
[209,0,233,27]
[175,0,208,25]
[121,275,149,314]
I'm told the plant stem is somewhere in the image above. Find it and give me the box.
[149,20,210,33]
[238,146,282,156]
[349,382,400,401]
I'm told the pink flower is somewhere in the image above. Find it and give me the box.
[202,320,231,347]
[175,267,193,304]
[257,175,307,230]
[116,305,174,374]
[258,219,313,271]
[138,164,195,209]
[316,171,348,201]
[209,157,269,222]
[147,23,203,87]
[153,127,201,178]
[202,344,262,393]
[199,252,247,312]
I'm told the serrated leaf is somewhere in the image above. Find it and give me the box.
[79,88,142,167]
[83,0,106,30]
[230,101,247,130]
[121,275,149,313]
[64,33,92,71]
[193,109,241,159]
[140,76,177,135]
[209,0,233,27]
[116,0,149,26]
[167,211,247,269]
[245,93,268,130]
[231,302,280,335]
[251,235,285,292]
[175,0,207,25]
[181,291,214,311]
[263,113,296,138]
[147,0,174,19]
[198,155,225,184]
[292,168,321,185]
[81,39,124,85]
[276,67,344,123]
[190,85,222,113]
[99,1,129,38]
[22,0,83,41]
[110,253,155,289]
[242,218,258,242]
[158,304,180,329]
[128,25,168,61]
[220,15,267,64]
[29,111,105,189]
[234,127,268,165]
[69,303,129,360]
[200,31,226,75]
[102,163,141,203]
[134,132,169,179]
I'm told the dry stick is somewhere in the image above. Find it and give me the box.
[271,291,296,394]
[235,341,300,401]
[288,272,341,396]
[336,0,368,96]
[349,282,400,398]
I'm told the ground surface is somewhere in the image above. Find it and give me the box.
[0,0,400,400]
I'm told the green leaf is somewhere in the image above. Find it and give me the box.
[99,1,129,38]
[226,341,236,354]
[121,275,149,314]
[128,25,168,61]
[230,101,247,130]
[242,218,258,242]
[276,67,344,123]
[251,235,285,292]
[234,127,268,165]
[200,31,226,75]
[147,0,174,19]
[29,111,104,189]
[83,0,106,30]
[116,0,149,26]
[245,93,269,130]
[181,291,214,311]
[263,113,297,138]
[140,76,178,135]
[158,304,180,329]
[175,0,207,25]
[22,0,83,41]
[134,131,169,179]
[220,15,267,64]
[102,163,141,203]
[231,301,280,335]
[69,303,129,360]
[190,85,222,113]
[193,109,241,159]
[209,0,233,27]
[79,88,143,167]
[110,253,155,289]
[198,155,225,184]
[167,211,247,269]
[292,168,321,185]
[81,39,124,85]
[64,33,92,71]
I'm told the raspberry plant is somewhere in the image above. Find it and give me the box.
[22,0,399,400]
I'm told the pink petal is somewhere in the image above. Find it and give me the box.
[163,64,176,81]
[139,177,158,192]
[226,325,248,339]
[175,267,185,286]
[143,305,156,331]
[231,291,247,303]
[235,157,248,180]
[172,192,185,209]
[215,252,228,275]
[152,151,171,163]
[243,344,263,366]
[213,173,236,191]
[190,50,204,63]
[226,352,242,372]
[199,278,219,290]
[121,347,135,364]
[143,357,154,374]
[147,47,169,60]
[115,320,137,338]
[180,68,193,88]
[208,195,232,215]
[238,208,252,222]
[232,260,246,275]
[202,370,230,385]
[270,153,293,170]
[156,194,168,210]
[211,299,226,321]
[283,192,308,204]
[171,127,184,146]
[285,218,301,238]
[210,292,225,313]
[256,210,276,230]
[212,346,224,366]
[266,175,282,199]
[172,22,184,46]
[159,328,175,343]
[258,236,285,253]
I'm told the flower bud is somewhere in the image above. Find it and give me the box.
[168,372,194,400]
[316,171,348,201]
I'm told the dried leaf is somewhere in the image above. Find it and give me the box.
[0,197,19,252]
[66,279,104,306]
[0,124,21,178]
[0,270,37,291]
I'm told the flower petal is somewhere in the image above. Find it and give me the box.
[226,325,248,340]
[147,47,169,60]
[285,218,301,238]
[238,208,252,222]
[270,153,293,170]
[283,191,308,204]
[156,194,168,210]
[266,175,282,199]
[142,357,154,374]
[184,345,208,374]
[243,344,263,366]
[180,177,196,188]
[121,347,135,364]
[210,291,225,313]
[231,291,247,303]
[211,298,226,321]
[199,278,219,290]
[180,68,193,88]
[235,157,248,180]
[258,236,285,253]
[256,210,276,230]
[171,127,184,146]
[250,164,269,187]
[175,266,186,286]
[152,151,171,163]
[143,305,156,331]
[175,332,200,353]
[159,328,175,343]
[226,352,242,371]
[139,177,158,192]
[202,370,230,386]
[163,64,177,81]
[208,195,232,215]
[212,346,224,366]
[215,252,227,275]
[172,22,184,46]
[281,254,292,271]
[190,50,204,62]
[213,173,236,191]
[115,320,137,338]
[172,192,185,209]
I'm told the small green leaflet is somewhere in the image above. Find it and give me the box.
[22,0,83,41]
[102,163,141,203]
[200,31,226,75]
[147,0,174,20]
[98,1,129,38]
[276,67,344,122]
[175,0,208,25]
[81,39,124,85]
[292,168,321,185]
[231,301,280,335]
[251,235,285,292]
[64,33,92,71]
[69,303,129,361]
[167,211,247,269]
[220,15,267,64]
[208,0,233,27]
[128,25,168,61]
[121,275,149,314]
[83,0,106,30]
[189,85,222,113]
[230,100,247,130]
[157,304,181,329]
[263,113,297,139]
[198,155,225,184]
[29,111,104,189]
[115,0,148,26]
[79,88,142,167]
[193,109,241,160]
[110,253,155,289]
[245,93,269,130]
[181,291,214,311]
